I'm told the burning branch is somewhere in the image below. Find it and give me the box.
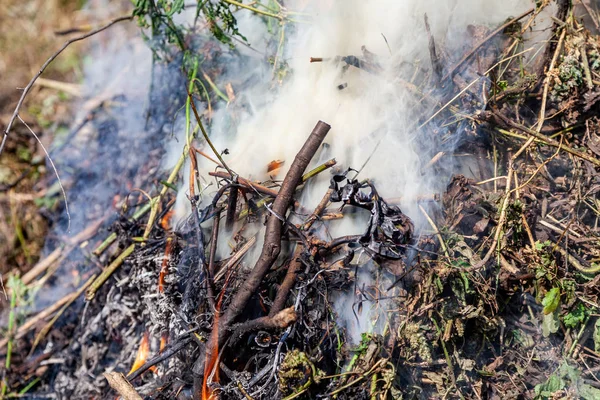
[197,121,331,397]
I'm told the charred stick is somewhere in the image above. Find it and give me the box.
[189,153,207,266]
[189,146,200,196]
[127,335,194,382]
[226,183,239,230]
[211,183,233,208]
[199,121,330,384]
[188,151,209,294]
[208,211,220,281]
[424,13,443,83]
[206,211,221,310]
[325,235,362,251]
[270,187,335,315]
[209,171,279,198]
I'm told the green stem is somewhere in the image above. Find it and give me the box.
[200,73,229,102]
[222,0,282,20]
[301,158,336,182]
[187,92,234,177]
[2,286,17,396]
[432,317,464,400]
[85,244,136,301]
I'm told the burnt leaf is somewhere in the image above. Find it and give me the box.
[329,174,413,260]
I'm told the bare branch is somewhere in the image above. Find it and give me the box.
[0,14,133,156]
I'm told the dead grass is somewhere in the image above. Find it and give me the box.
[0,0,84,276]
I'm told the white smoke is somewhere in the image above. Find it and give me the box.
[165,0,556,343]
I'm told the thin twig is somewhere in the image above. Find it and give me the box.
[441,8,534,82]
[1,15,133,155]
[17,115,71,232]
[187,91,234,177]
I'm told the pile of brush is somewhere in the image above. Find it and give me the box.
[5,1,600,399]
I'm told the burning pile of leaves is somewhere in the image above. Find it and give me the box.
[4,1,600,399]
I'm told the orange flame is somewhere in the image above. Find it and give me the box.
[202,271,235,399]
[127,331,151,376]
[160,332,168,353]
[158,238,172,293]
[160,210,174,231]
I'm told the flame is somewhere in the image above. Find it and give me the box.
[160,332,168,353]
[202,306,221,399]
[160,210,174,230]
[202,271,234,399]
[127,331,151,376]
[158,237,173,293]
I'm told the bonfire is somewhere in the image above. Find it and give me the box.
[2,1,600,399]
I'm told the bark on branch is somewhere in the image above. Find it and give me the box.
[197,120,330,391]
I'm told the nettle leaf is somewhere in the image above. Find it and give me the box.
[563,303,587,329]
[542,288,560,315]
[559,362,600,400]
[580,381,600,400]
[534,374,564,398]
[542,312,559,337]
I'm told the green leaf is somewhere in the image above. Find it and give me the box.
[542,312,559,337]
[166,0,185,16]
[542,288,560,315]
[563,303,587,329]
[512,329,535,349]
[580,382,600,400]
[534,374,564,398]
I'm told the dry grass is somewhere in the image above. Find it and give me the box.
[0,0,84,276]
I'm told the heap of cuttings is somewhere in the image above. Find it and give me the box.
[330,171,414,259]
